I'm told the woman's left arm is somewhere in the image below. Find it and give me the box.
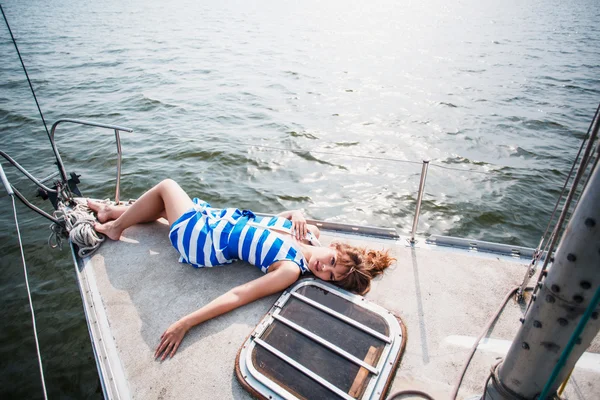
[277,209,307,240]
[155,262,300,360]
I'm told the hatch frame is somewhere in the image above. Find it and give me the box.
[236,278,406,400]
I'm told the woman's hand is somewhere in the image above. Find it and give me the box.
[155,319,189,360]
[289,210,307,241]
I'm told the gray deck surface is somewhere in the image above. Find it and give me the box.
[81,219,599,399]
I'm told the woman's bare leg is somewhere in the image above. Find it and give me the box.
[87,202,169,223]
[87,203,129,223]
[93,179,194,240]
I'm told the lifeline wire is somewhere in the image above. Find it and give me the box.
[516,106,592,297]
[9,194,49,400]
[573,138,599,210]
[539,103,600,253]
[0,5,76,201]
[1,4,50,139]
[525,103,600,313]
[237,141,491,174]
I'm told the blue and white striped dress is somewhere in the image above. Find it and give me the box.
[169,198,308,274]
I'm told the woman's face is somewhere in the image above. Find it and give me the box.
[306,245,349,282]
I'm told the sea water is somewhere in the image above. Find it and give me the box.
[0,0,598,396]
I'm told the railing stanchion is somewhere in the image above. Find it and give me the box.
[410,160,429,244]
[114,129,122,204]
[49,119,132,204]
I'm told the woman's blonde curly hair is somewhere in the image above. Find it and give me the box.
[330,242,395,295]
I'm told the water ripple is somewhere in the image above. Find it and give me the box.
[1,0,599,397]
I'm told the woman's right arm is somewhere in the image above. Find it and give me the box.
[277,209,307,240]
[154,261,300,360]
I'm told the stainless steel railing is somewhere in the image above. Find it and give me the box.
[0,150,58,194]
[410,160,429,244]
[235,142,490,244]
[50,119,133,203]
[4,117,478,240]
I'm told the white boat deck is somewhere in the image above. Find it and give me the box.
[73,219,599,399]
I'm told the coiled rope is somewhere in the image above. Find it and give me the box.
[50,201,105,257]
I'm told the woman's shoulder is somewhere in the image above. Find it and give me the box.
[268,259,303,276]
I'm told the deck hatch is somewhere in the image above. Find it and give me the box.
[272,314,379,374]
[236,279,405,400]
[278,297,387,367]
[290,292,392,343]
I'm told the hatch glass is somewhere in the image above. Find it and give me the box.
[236,279,405,400]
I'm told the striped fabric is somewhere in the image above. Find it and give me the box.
[169,198,308,274]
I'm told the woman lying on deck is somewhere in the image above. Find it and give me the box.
[89,179,394,360]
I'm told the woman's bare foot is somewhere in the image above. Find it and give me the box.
[87,199,123,223]
[94,221,123,241]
